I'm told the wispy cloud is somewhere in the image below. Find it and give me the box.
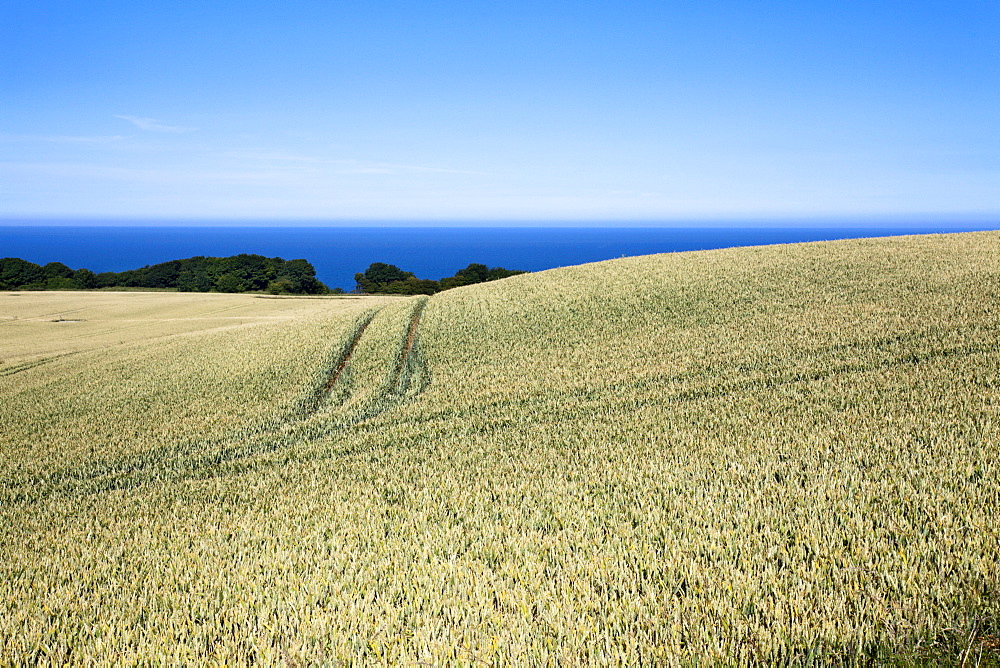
[609,189,660,198]
[115,115,196,133]
[218,151,490,176]
[335,160,490,176]
[220,151,329,164]
[335,165,397,175]
[0,133,125,144]
[0,161,296,186]
[48,135,126,143]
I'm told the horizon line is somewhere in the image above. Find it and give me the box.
[3,213,1000,229]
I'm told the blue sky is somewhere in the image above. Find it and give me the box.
[2,1,998,222]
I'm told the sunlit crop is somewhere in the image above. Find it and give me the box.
[1,232,998,664]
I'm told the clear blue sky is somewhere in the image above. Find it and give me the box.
[2,0,997,222]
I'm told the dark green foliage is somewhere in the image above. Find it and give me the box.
[0,255,329,294]
[266,278,297,295]
[380,277,440,295]
[354,263,429,294]
[438,263,526,290]
[442,263,525,289]
[176,269,213,293]
[365,262,414,284]
[0,258,45,290]
[95,272,119,289]
[45,277,77,290]
[142,260,182,288]
[214,273,246,293]
[278,258,326,294]
[43,262,74,279]
[457,262,490,283]
[355,263,415,293]
[486,266,525,281]
[355,261,526,294]
[353,273,373,294]
[73,268,98,289]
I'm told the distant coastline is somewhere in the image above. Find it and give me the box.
[3,223,998,292]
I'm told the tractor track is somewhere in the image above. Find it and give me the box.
[0,352,80,377]
[323,311,380,394]
[298,307,383,417]
[389,296,428,395]
[4,296,432,504]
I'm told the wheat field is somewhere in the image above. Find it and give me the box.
[2,232,998,664]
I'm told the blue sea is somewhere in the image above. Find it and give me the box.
[1,223,997,292]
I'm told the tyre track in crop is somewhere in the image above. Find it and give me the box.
[389,296,428,397]
[663,342,995,405]
[0,305,95,325]
[306,296,429,421]
[393,337,997,430]
[191,302,257,318]
[0,352,80,377]
[2,307,386,503]
[326,315,376,391]
[303,296,429,413]
[3,298,432,504]
[300,306,383,416]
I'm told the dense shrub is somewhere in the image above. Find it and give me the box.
[355,261,525,294]
[0,255,330,294]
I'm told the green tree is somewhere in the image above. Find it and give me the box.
[354,272,375,294]
[280,259,326,294]
[266,278,296,295]
[355,262,417,293]
[95,272,119,288]
[365,262,413,284]
[0,254,329,293]
[487,266,525,281]
[177,269,212,292]
[439,263,524,290]
[220,254,273,291]
[214,273,245,293]
[0,258,44,290]
[45,276,76,290]
[456,263,490,283]
[73,268,98,289]
[142,260,182,288]
[381,277,440,295]
[43,262,74,279]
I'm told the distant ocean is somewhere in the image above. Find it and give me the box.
[1,223,997,292]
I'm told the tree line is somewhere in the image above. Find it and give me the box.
[354,262,525,295]
[0,255,526,295]
[0,255,330,294]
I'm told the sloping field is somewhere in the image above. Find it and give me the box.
[1,232,998,664]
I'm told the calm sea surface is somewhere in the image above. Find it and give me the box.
[1,224,996,291]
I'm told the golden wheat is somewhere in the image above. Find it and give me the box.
[1,233,997,664]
